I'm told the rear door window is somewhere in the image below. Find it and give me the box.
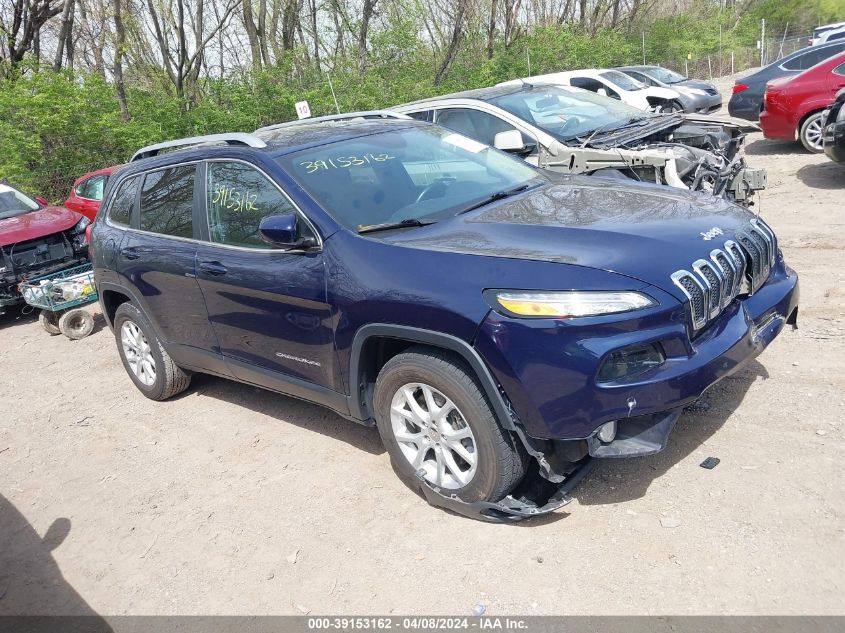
[139,165,195,238]
[783,44,845,70]
[76,175,108,200]
[108,176,139,226]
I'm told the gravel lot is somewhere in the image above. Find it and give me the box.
[1,82,843,616]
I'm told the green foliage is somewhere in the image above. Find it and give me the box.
[2,0,842,202]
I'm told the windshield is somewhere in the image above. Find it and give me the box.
[599,70,646,91]
[0,184,40,220]
[490,85,645,142]
[639,66,686,84]
[277,125,543,232]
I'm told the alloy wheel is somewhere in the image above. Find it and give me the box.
[804,115,824,151]
[389,382,478,489]
[121,320,156,386]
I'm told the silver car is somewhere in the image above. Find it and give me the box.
[392,83,766,206]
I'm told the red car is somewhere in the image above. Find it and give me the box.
[0,183,89,315]
[64,165,119,221]
[760,51,845,152]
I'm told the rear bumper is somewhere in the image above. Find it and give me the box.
[728,92,763,121]
[824,121,845,162]
[475,259,799,445]
[760,110,796,141]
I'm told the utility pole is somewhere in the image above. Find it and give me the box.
[760,18,766,66]
[642,31,646,64]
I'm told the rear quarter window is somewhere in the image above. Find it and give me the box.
[139,165,195,238]
[107,176,140,226]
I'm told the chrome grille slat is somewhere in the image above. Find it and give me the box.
[693,259,722,319]
[711,249,735,309]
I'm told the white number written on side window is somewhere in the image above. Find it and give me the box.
[211,184,259,213]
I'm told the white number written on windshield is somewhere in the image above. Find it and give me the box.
[300,154,396,174]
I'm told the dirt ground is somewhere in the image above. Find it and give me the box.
[1,79,844,616]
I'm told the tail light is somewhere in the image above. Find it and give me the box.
[732,83,749,94]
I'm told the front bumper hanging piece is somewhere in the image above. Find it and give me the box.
[415,457,597,523]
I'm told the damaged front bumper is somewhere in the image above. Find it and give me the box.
[416,457,597,523]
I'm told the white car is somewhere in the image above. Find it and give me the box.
[812,22,845,46]
[498,69,684,112]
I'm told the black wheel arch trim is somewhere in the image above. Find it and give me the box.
[348,323,516,431]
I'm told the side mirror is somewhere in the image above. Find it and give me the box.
[259,213,317,249]
[597,88,608,97]
[493,130,535,156]
[493,129,525,151]
[35,196,49,206]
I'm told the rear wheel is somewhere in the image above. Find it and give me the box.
[113,302,190,400]
[373,348,527,503]
[799,111,825,153]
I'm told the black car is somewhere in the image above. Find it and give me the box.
[616,65,722,114]
[729,41,845,120]
[823,88,845,162]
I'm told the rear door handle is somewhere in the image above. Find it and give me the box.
[198,261,228,276]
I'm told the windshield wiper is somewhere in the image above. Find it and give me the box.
[455,183,536,216]
[357,218,437,234]
[577,116,654,146]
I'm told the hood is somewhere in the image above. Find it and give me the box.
[0,206,82,247]
[384,178,757,302]
[643,86,680,100]
[679,79,717,92]
[682,112,760,132]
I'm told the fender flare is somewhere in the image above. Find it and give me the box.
[97,281,166,341]
[347,323,515,431]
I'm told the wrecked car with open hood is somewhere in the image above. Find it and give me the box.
[392,83,766,206]
[0,183,90,316]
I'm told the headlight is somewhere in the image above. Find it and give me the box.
[488,290,656,318]
[73,216,90,233]
[677,86,706,97]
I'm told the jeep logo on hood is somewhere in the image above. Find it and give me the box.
[700,227,724,241]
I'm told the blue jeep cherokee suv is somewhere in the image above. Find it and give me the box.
[91,118,799,520]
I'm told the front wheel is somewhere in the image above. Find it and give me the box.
[373,347,527,503]
[661,100,684,113]
[113,302,190,400]
[799,111,825,153]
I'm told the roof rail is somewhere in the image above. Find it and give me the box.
[130,133,268,162]
[254,110,409,135]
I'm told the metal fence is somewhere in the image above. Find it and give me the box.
[654,33,813,81]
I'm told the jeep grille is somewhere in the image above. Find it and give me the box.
[671,220,776,331]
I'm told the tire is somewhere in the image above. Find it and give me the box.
[661,100,684,113]
[113,302,190,401]
[373,347,527,503]
[39,310,61,335]
[58,308,94,339]
[799,111,825,153]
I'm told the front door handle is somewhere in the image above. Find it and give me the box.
[198,261,228,276]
